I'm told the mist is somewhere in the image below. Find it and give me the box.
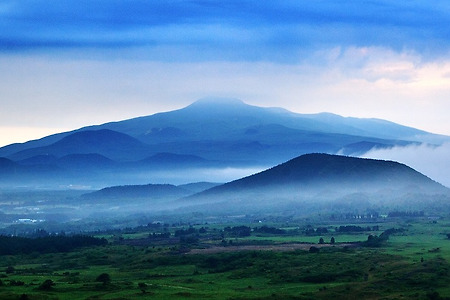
[130,167,267,186]
[361,143,450,188]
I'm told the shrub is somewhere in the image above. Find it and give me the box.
[96,273,111,285]
[309,246,320,253]
[38,279,55,291]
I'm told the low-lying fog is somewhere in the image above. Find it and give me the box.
[361,142,450,188]
[123,166,267,186]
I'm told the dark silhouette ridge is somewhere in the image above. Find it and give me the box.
[191,153,448,199]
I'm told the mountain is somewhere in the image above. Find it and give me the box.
[180,154,448,214]
[7,129,151,162]
[82,181,220,201]
[0,157,19,175]
[137,153,210,168]
[199,153,446,193]
[81,183,192,202]
[1,98,449,187]
[56,153,117,170]
[178,182,222,194]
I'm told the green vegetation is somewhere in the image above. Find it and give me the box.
[0,235,107,255]
[0,218,449,299]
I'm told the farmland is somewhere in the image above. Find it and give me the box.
[0,217,449,299]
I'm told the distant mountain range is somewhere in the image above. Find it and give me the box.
[1,98,449,188]
[81,182,221,202]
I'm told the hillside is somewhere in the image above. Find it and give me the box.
[82,183,191,201]
[2,99,445,162]
[209,153,445,192]
[7,129,151,162]
[181,154,448,213]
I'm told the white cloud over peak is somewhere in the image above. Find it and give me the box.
[362,143,450,188]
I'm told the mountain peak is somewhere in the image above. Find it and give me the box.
[187,97,246,108]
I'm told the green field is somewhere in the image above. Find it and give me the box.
[0,218,449,300]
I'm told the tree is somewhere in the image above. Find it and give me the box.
[318,237,324,244]
[138,282,148,293]
[330,237,335,244]
[96,273,111,285]
[38,279,55,291]
[309,246,320,253]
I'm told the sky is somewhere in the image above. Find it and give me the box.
[1,1,450,185]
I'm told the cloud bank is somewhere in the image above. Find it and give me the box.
[362,143,450,188]
[2,1,450,61]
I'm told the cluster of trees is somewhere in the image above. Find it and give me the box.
[0,235,107,255]
[329,212,380,220]
[361,228,403,247]
[335,225,379,233]
[388,211,424,218]
[304,226,328,236]
[174,227,197,237]
[148,232,171,239]
[253,226,286,235]
[318,237,335,244]
[223,226,251,237]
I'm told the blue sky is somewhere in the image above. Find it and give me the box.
[1,0,450,147]
[2,1,450,60]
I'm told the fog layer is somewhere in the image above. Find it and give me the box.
[362,143,450,188]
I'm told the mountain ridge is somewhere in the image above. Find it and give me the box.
[188,153,447,200]
[178,153,449,214]
[2,98,444,158]
[1,98,449,187]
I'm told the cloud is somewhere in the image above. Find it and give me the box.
[361,143,450,188]
[1,1,450,61]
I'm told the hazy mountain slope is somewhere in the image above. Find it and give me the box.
[137,153,209,168]
[95,98,436,143]
[0,157,19,174]
[7,129,151,161]
[0,132,72,158]
[186,154,448,207]
[1,99,449,188]
[56,153,117,170]
[177,182,221,194]
[17,154,58,166]
[300,113,431,141]
[82,183,191,201]
[2,98,445,161]
[0,156,62,184]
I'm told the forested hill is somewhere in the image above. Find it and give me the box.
[81,183,192,201]
[194,153,448,196]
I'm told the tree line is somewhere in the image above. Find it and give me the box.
[0,235,107,255]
